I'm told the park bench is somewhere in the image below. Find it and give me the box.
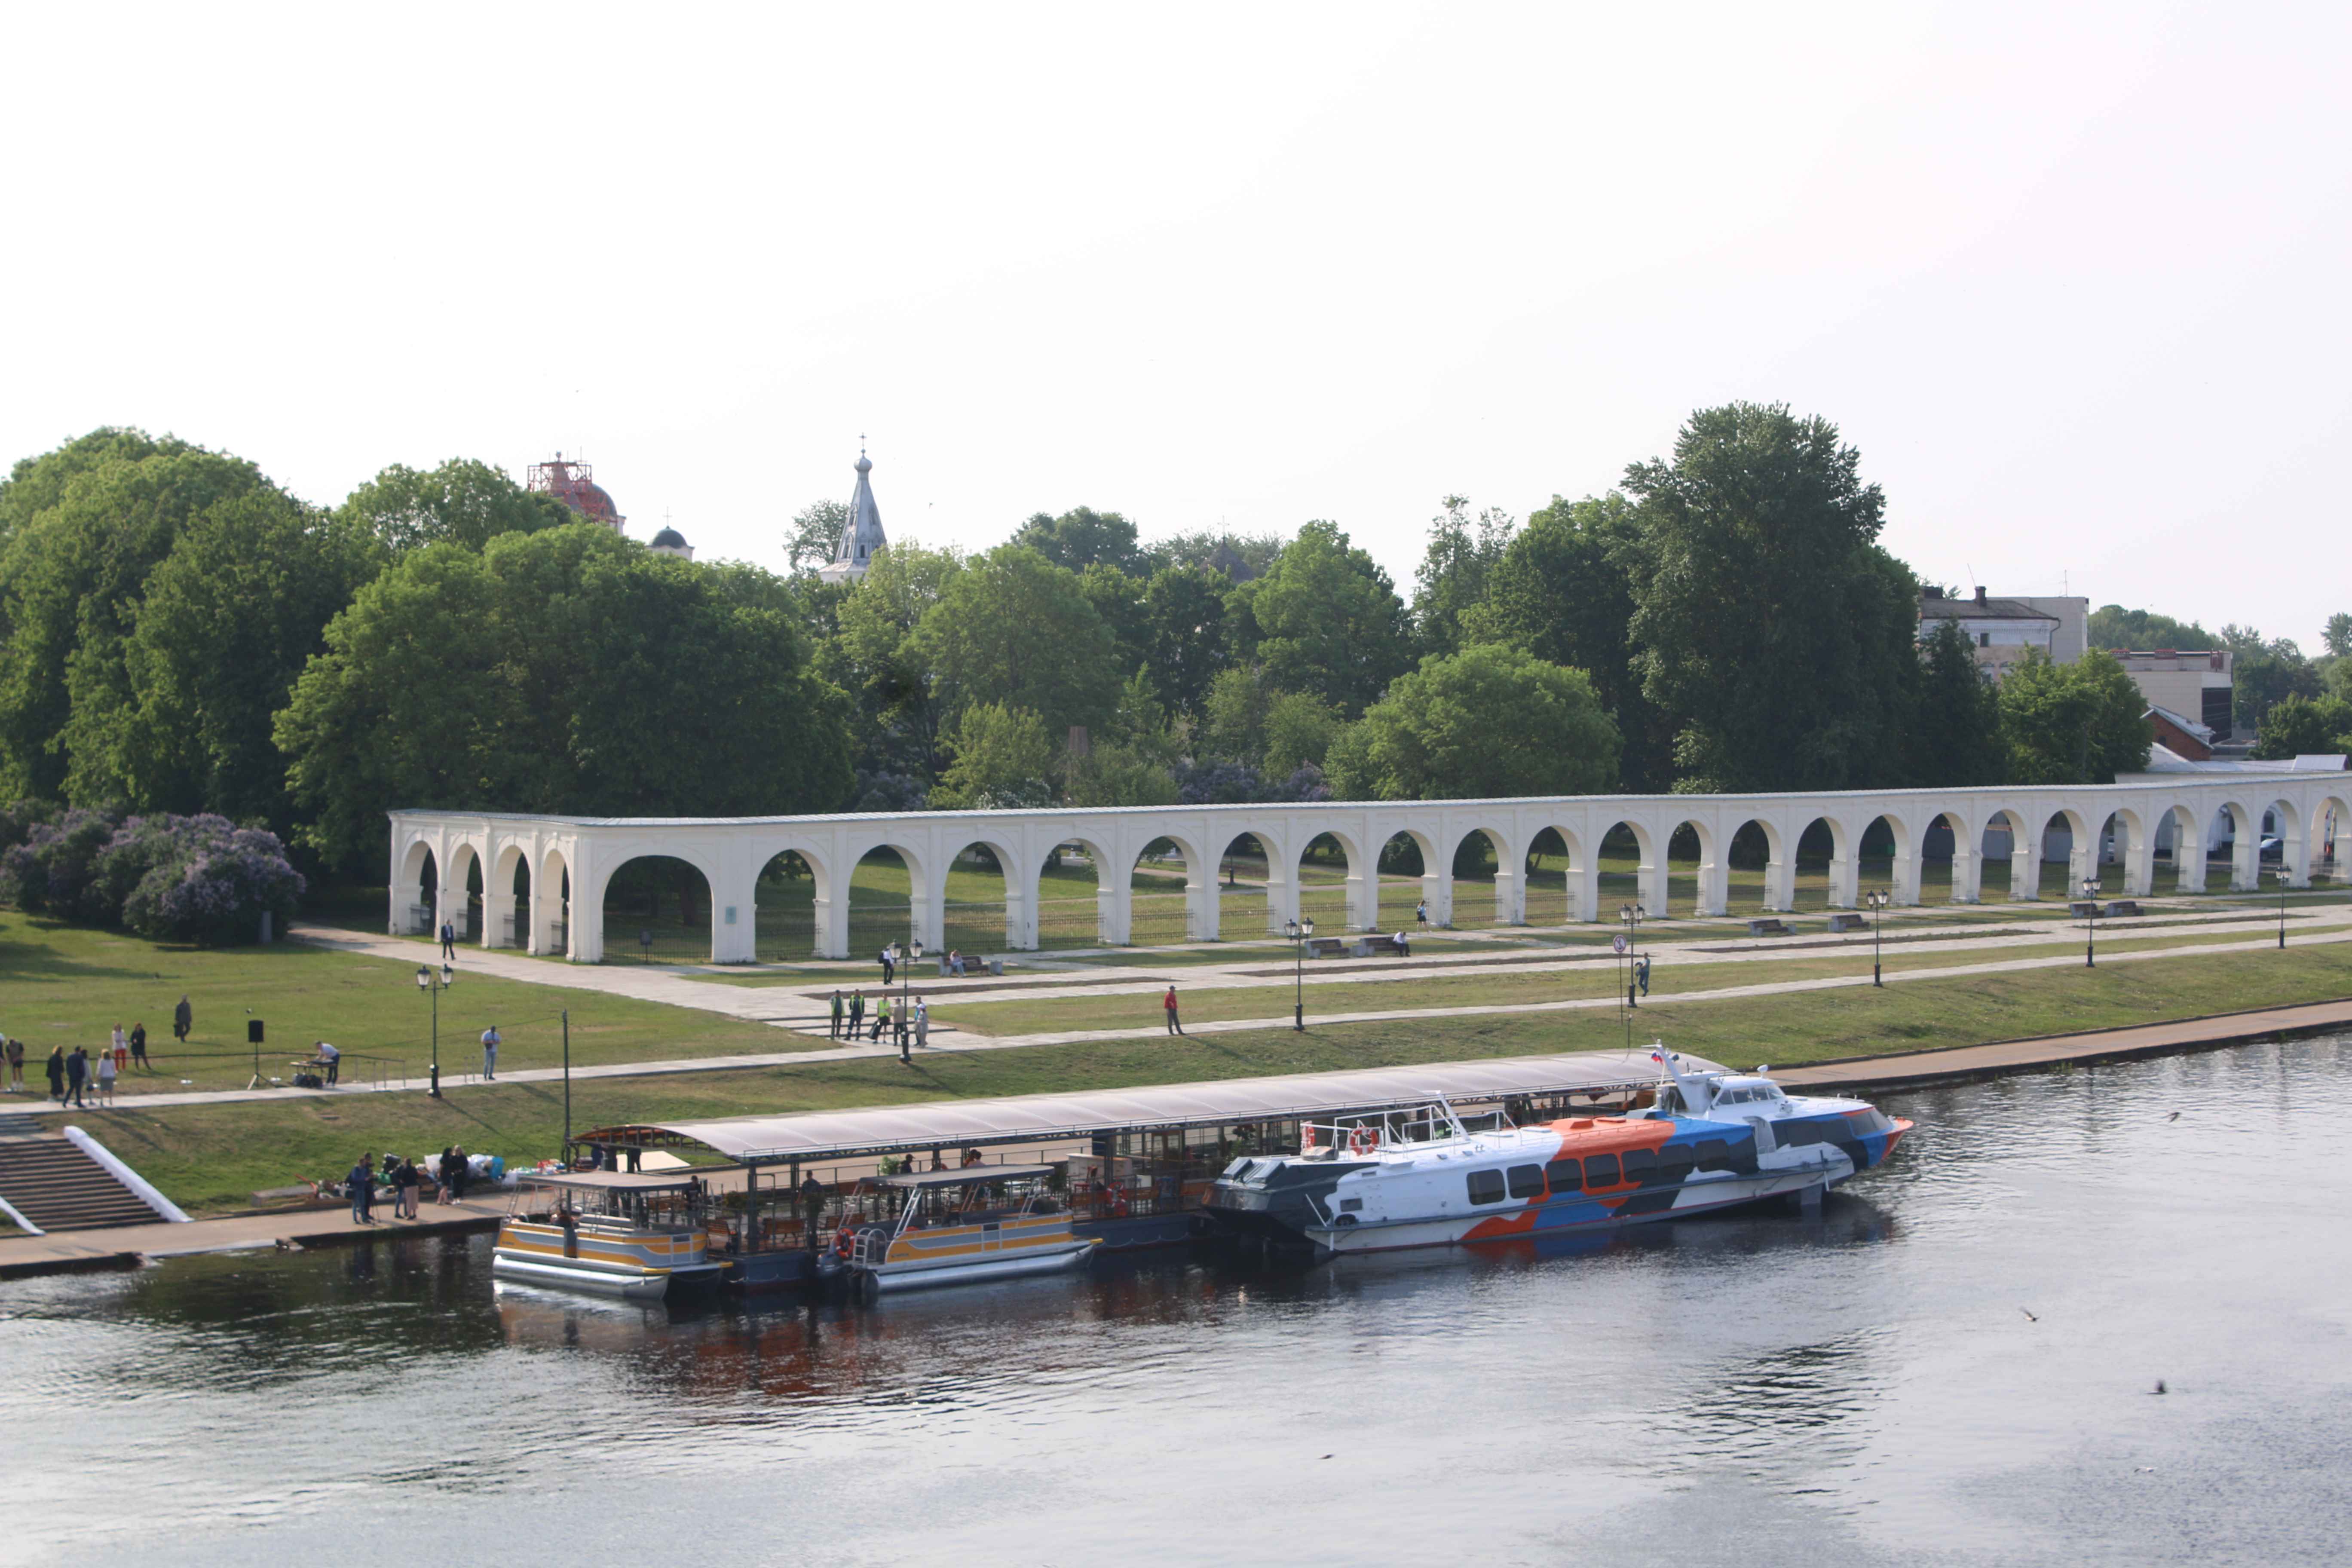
[1745,918,1792,937]
[1827,913,1868,933]
[2068,900,2101,916]
[1306,937,1350,959]
[2104,900,2142,916]
[1349,938,1412,960]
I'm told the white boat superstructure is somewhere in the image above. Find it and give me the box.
[1205,1048,1911,1255]
[493,1170,726,1301]
[825,1165,1101,1295]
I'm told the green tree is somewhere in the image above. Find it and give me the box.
[1323,644,1620,801]
[2250,692,2352,759]
[1410,496,1515,659]
[1996,648,2152,784]
[831,542,965,765]
[1262,691,1342,775]
[1202,665,1271,763]
[1010,507,1143,574]
[928,702,1055,809]
[275,527,853,869]
[1142,528,1286,579]
[2219,625,2319,731]
[0,435,271,803]
[1623,403,1919,792]
[1230,520,1411,715]
[1462,492,1664,790]
[1138,564,1229,719]
[913,545,1121,738]
[110,493,381,824]
[1905,619,2003,786]
[337,458,572,554]
[2087,604,2215,651]
[2323,612,2352,661]
[1065,675,1183,808]
[1077,560,1149,674]
[785,498,849,575]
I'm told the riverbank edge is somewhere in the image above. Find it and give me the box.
[4,996,2347,1283]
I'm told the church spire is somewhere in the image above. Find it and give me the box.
[821,441,888,585]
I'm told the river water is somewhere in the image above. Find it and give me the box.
[6,1035,2349,1566]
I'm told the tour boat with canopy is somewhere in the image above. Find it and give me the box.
[1205,1045,1911,1255]
[822,1164,1100,1295]
[492,1170,726,1301]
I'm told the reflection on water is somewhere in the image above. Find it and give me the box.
[4,1034,2349,1565]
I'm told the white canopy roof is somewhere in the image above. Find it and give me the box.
[626,1048,1713,1164]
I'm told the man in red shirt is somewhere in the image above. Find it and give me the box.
[1163,985,1183,1036]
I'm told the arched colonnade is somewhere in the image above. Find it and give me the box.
[390,777,2349,962]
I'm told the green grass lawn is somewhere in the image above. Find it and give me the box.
[0,914,834,1097]
[49,940,2352,1217]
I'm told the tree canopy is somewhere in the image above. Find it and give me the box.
[276,527,852,868]
[1623,403,1917,793]
[1410,496,1515,660]
[337,458,572,554]
[2250,693,2352,760]
[1995,649,2151,784]
[912,545,1122,738]
[1231,520,1412,716]
[1325,645,1620,801]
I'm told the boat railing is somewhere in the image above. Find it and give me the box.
[1301,1101,1484,1154]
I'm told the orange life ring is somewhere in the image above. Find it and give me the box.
[834,1226,855,1259]
[1348,1125,1375,1156]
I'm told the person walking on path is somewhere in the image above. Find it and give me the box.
[4,1037,23,1093]
[44,1045,64,1102]
[349,1154,375,1224]
[828,990,844,1040]
[847,989,865,1041]
[95,1047,116,1106]
[879,945,896,987]
[1163,985,1183,1036]
[480,1025,501,1081]
[440,919,456,961]
[172,995,192,1045]
[1416,899,1428,930]
[915,1000,929,1051]
[872,995,891,1044]
[316,1041,340,1086]
[64,1046,89,1108]
[128,1022,147,1072]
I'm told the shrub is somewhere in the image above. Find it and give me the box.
[0,808,122,922]
[118,818,306,945]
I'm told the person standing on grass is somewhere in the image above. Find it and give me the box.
[480,1025,501,1080]
[915,1000,929,1051]
[847,988,865,1041]
[1416,899,1428,930]
[44,1045,64,1102]
[172,995,192,1045]
[65,1046,88,1108]
[1164,985,1183,1036]
[879,945,895,987]
[95,1047,116,1106]
[316,1040,340,1086]
[110,1024,126,1073]
[829,990,844,1040]
[4,1037,22,1093]
[349,1154,375,1224]
[128,1023,147,1072]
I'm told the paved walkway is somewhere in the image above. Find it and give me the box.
[54,919,2351,1110]
[0,1194,510,1276]
[1776,997,2352,1093]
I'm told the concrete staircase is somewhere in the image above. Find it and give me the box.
[0,1132,169,1232]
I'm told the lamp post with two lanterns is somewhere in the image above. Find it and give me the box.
[415,961,455,1097]
[2081,876,2101,968]
[1865,889,1890,986]
[898,937,924,1063]
[1284,916,1315,1031]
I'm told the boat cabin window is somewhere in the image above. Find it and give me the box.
[1506,1164,1545,1200]
[1545,1158,1581,1193]
[1466,1169,1506,1204]
[1657,1148,1695,1185]
[1620,1147,1657,1184]
[1692,1138,1730,1170]
[1583,1152,1621,1188]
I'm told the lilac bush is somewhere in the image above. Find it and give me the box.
[0,805,303,945]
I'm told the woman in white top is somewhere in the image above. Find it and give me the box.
[95,1046,118,1105]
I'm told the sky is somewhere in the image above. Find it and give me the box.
[3,2,2346,647]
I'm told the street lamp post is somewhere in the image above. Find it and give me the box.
[2081,876,2100,968]
[899,937,924,1063]
[1619,904,1645,1009]
[2277,861,2288,950]
[1285,916,1314,1031]
[1865,889,1890,986]
[415,962,455,1096]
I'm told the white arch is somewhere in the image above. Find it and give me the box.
[535,846,572,958]
[1444,820,1523,927]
